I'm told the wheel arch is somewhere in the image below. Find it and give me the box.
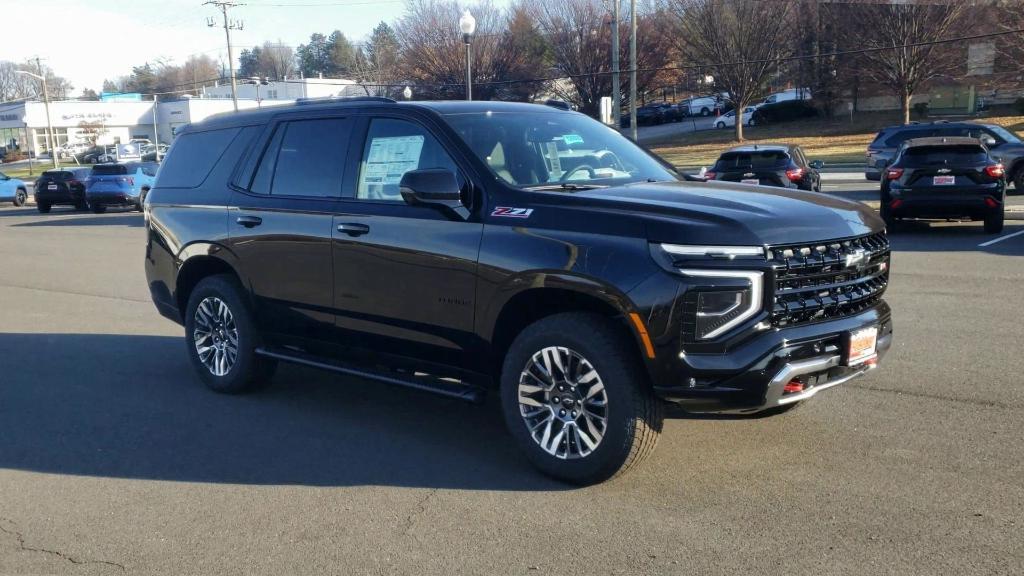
[485,278,651,379]
[174,246,246,321]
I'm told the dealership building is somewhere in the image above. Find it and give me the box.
[0,97,295,156]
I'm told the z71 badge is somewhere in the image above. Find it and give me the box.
[491,206,534,218]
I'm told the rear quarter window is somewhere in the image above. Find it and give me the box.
[156,127,242,188]
[903,145,988,164]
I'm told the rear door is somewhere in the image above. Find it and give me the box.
[226,114,355,343]
[330,114,484,368]
[902,144,990,189]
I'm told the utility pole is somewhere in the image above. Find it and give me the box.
[205,1,244,112]
[629,0,637,141]
[152,95,161,162]
[36,58,57,168]
[611,0,621,129]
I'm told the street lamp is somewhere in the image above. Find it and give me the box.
[459,9,476,101]
[403,86,413,100]
[247,77,269,108]
[15,70,57,168]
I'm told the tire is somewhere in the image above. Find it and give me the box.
[701,107,710,116]
[984,210,1004,234]
[747,118,756,127]
[138,189,148,212]
[184,274,277,394]
[1013,168,1024,193]
[37,202,51,213]
[500,312,663,485]
[75,201,88,211]
[13,188,27,207]
[92,204,106,214]
[715,122,725,129]
[879,190,896,229]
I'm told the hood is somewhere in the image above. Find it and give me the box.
[572,180,883,246]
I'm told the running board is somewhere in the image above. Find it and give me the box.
[255,346,485,403]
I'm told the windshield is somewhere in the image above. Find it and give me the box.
[713,150,790,170]
[441,111,677,188]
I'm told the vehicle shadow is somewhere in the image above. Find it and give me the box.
[12,213,144,228]
[0,333,567,491]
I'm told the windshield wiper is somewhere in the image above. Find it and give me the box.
[523,183,608,192]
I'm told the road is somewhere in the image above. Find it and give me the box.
[1,191,1023,575]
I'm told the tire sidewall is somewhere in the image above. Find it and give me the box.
[500,315,643,484]
[13,189,26,207]
[184,275,263,393]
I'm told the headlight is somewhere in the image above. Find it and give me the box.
[681,269,764,340]
[660,244,764,259]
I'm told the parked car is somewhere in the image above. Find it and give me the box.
[33,167,93,212]
[705,144,823,192]
[714,106,758,129]
[141,143,170,162]
[682,96,720,117]
[619,105,665,127]
[649,102,683,122]
[85,161,158,213]
[80,145,116,164]
[145,98,892,484]
[58,142,90,159]
[865,121,1024,187]
[880,137,1005,233]
[760,88,812,106]
[0,170,28,206]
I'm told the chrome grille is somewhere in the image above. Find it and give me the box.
[768,232,890,327]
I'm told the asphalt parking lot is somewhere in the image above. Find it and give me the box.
[1,190,1023,575]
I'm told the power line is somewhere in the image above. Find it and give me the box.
[204,1,246,111]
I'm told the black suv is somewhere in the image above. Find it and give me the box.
[866,121,1024,189]
[881,137,1006,233]
[34,167,92,212]
[705,144,823,191]
[145,98,893,484]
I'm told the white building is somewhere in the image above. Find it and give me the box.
[0,97,296,156]
[201,77,363,101]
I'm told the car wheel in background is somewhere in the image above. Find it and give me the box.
[747,118,756,126]
[984,210,1004,234]
[13,188,27,207]
[184,274,277,394]
[879,190,897,229]
[37,202,51,213]
[1014,168,1024,193]
[701,107,710,116]
[500,312,663,485]
[75,201,88,211]
[715,121,725,129]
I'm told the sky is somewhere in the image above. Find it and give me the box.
[2,0,512,94]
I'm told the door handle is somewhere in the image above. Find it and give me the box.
[236,215,262,228]
[337,223,370,237]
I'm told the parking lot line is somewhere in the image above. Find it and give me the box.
[978,229,1024,247]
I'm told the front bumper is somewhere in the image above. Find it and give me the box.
[651,301,892,413]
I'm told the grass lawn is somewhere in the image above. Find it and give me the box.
[649,109,1024,170]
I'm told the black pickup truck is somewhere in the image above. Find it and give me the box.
[145,98,893,484]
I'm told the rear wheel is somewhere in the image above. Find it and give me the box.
[137,189,148,212]
[500,313,663,485]
[984,210,1004,234]
[1013,167,1024,193]
[715,121,725,129]
[92,204,106,214]
[701,107,710,116]
[184,274,276,393]
[37,202,51,213]
[13,188,27,207]
[75,201,88,211]
[879,190,897,229]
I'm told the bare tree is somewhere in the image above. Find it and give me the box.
[665,0,795,141]
[536,0,673,117]
[77,120,108,145]
[844,0,966,125]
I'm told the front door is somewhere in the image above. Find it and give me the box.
[331,116,484,369]
[227,115,355,343]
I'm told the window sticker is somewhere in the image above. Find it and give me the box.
[362,135,425,193]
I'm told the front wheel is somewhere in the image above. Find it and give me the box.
[715,121,725,129]
[984,210,1004,234]
[13,188,27,207]
[500,313,663,485]
[184,274,276,393]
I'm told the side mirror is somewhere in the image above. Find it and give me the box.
[808,160,824,169]
[981,135,997,147]
[399,168,469,219]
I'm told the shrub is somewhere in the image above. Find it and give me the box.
[3,149,27,162]
[751,99,818,124]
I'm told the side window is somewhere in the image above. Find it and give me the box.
[356,117,459,202]
[250,127,285,195]
[155,127,240,188]
[267,118,350,197]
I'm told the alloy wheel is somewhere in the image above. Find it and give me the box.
[193,296,239,377]
[517,346,609,460]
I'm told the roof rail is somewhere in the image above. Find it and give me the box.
[295,96,397,105]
